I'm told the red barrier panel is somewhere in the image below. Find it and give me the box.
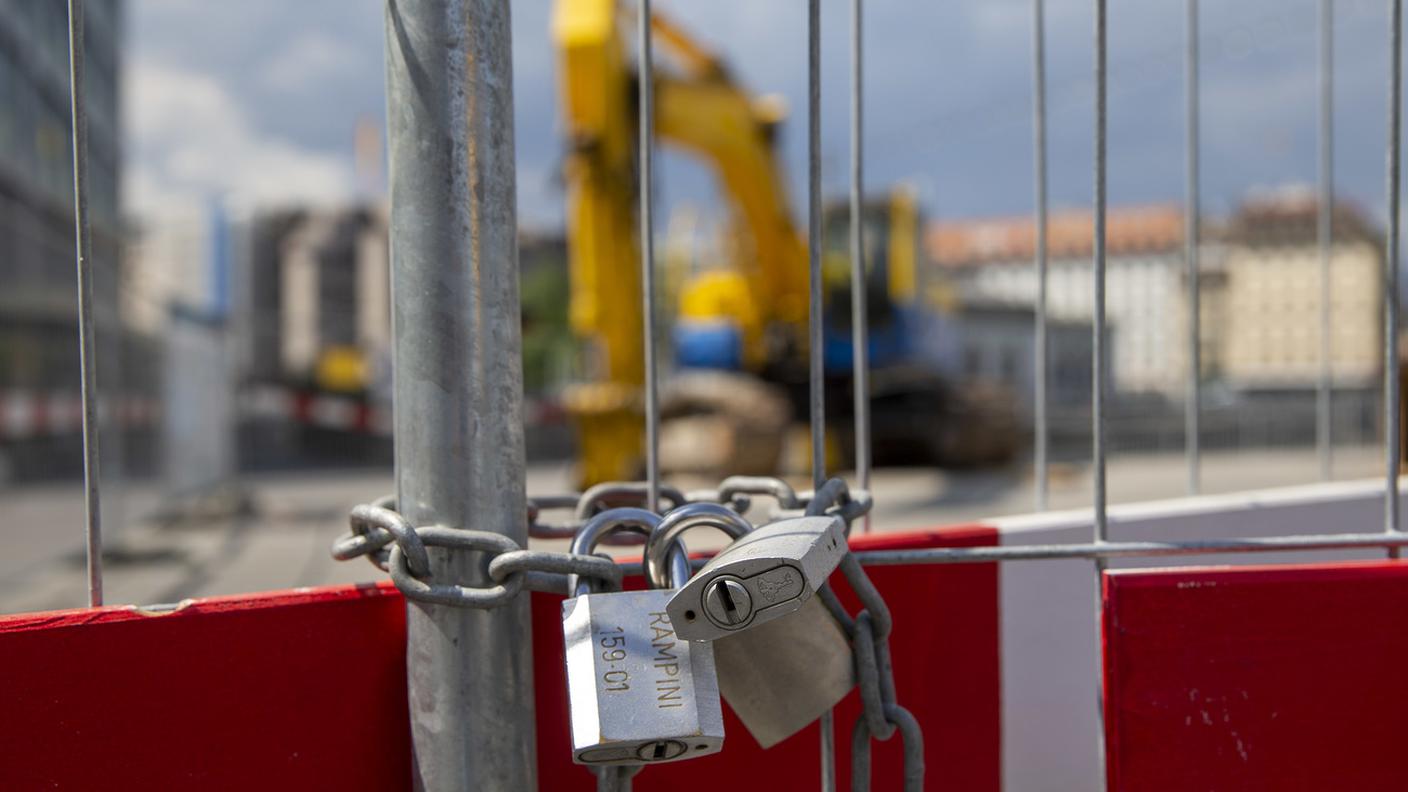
[1103,560,1408,791]
[0,584,413,791]
[0,526,997,790]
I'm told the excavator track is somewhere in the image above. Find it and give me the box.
[658,371,792,477]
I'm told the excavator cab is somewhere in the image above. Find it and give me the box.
[820,188,922,374]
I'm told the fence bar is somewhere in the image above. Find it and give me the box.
[1318,0,1335,481]
[1185,0,1201,495]
[383,1,536,789]
[639,0,660,514]
[850,0,872,533]
[65,0,103,608]
[1033,0,1050,511]
[853,531,1408,566]
[1091,0,1110,787]
[1388,0,1403,554]
[1092,0,1109,549]
[620,529,1408,577]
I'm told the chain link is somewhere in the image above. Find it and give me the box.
[528,482,749,543]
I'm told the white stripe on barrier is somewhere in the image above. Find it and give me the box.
[994,477,1408,791]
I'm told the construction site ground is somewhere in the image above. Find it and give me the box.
[0,445,1387,615]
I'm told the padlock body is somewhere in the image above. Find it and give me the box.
[713,595,855,748]
[668,514,848,641]
[563,589,725,765]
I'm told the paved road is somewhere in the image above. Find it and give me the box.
[0,445,1391,615]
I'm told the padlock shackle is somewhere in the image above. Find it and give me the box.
[645,502,754,590]
[570,508,689,598]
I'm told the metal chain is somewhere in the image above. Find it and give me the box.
[330,477,791,607]
[328,475,912,788]
[804,478,923,792]
[332,500,622,605]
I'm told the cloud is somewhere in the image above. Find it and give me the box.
[123,0,1401,232]
[124,58,354,216]
[258,31,361,95]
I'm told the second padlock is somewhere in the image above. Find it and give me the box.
[646,504,855,749]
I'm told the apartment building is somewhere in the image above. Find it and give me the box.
[930,204,1205,399]
[1216,191,1381,393]
[0,0,123,390]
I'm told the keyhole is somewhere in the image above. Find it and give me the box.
[702,577,753,627]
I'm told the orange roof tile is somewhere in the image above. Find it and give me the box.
[928,204,1184,267]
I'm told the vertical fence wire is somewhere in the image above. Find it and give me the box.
[1033,0,1050,511]
[807,2,834,787]
[1387,0,1403,551]
[808,0,826,495]
[1318,0,1335,482]
[66,0,102,608]
[1091,0,1110,785]
[851,0,872,534]
[1185,0,1201,495]
[639,0,660,515]
[1092,0,1109,550]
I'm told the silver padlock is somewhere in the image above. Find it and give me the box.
[563,507,724,766]
[666,513,848,641]
[648,506,855,749]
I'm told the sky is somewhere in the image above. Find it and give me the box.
[125,0,1403,233]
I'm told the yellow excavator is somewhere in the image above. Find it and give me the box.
[553,0,1019,485]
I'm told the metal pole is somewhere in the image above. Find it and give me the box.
[640,0,660,515]
[66,0,102,608]
[383,1,535,789]
[807,3,833,787]
[1387,0,1403,552]
[1091,0,1110,787]
[1318,0,1335,481]
[1185,0,1201,495]
[850,0,871,534]
[1033,0,1050,511]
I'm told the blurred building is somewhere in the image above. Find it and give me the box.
[233,206,390,468]
[0,0,122,389]
[234,210,574,466]
[241,206,390,395]
[928,192,1386,453]
[932,205,1205,398]
[954,301,1093,415]
[1216,190,1382,394]
[930,194,1383,401]
[125,202,242,490]
[0,1,135,480]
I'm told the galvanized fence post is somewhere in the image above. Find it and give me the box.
[383,1,536,789]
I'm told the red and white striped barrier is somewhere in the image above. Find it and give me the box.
[985,477,1408,790]
[240,386,392,435]
[240,385,561,435]
[0,391,159,441]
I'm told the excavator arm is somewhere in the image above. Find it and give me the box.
[553,0,807,483]
[553,0,647,484]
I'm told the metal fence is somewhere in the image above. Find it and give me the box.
[57,0,1406,790]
